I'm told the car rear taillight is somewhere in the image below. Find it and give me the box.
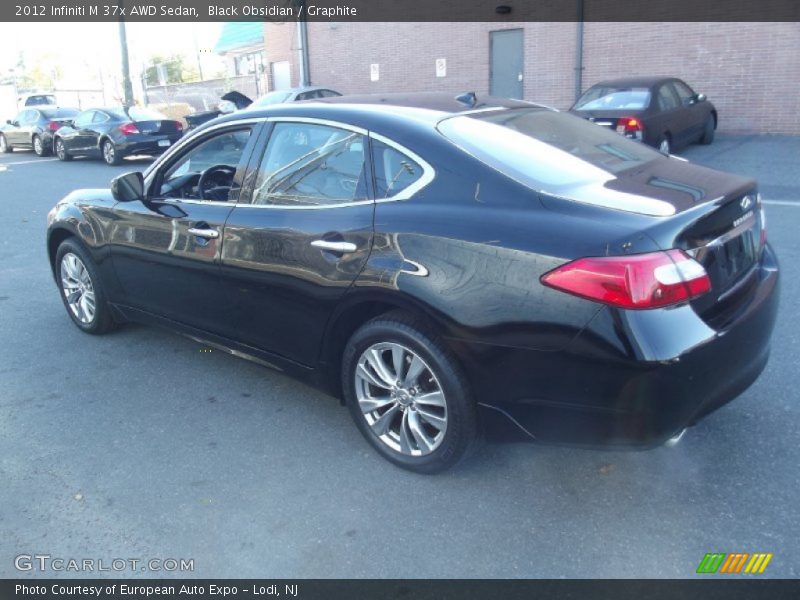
[118,122,139,135]
[757,193,767,247]
[175,121,183,132]
[541,249,711,309]
[616,116,643,140]
[47,121,61,132]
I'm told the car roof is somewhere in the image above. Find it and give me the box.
[586,77,680,89]
[209,92,548,141]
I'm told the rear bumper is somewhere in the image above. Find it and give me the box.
[116,134,181,157]
[458,245,780,447]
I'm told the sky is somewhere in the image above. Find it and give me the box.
[0,22,224,87]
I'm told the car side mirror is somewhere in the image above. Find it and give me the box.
[5,119,11,125]
[111,171,145,202]
[695,93,706,103]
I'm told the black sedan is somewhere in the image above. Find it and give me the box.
[0,107,80,156]
[46,93,778,473]
[570,77,717,155]
[54,106,183,165]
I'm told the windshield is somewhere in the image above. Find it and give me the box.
[25,95,56,106]
[253,91,293,106]
[573,87,651,111]
[437,108,674,216]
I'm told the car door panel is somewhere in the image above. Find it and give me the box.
[218,120,375,365]
[108,123,263,335]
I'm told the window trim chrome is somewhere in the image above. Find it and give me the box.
[143,115,436,211]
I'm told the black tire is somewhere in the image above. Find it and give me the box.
[102,139,122,165]
[33,134,50,157]
[55,238,117,335]
[55,137,72,161]
[0,134,11,153]
[342,311,478,474]
[700,115,715,145]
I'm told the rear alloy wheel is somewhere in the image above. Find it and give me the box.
[0,134,11,153]
[55,239,116,334]
[55,138,72,161]
[658,136,671,155]
[343,312,477,473]
[102,139,122,165]
[33,134,49,156]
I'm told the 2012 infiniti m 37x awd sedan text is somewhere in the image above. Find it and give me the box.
[47,93,779,473]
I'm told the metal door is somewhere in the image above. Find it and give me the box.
[490,29,524,99]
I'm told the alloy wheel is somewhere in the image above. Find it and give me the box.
[60,253,96,324]
[56,139,65,159]
[33,136,42,155]
[103,141,115,164]
[354,342,448,456]
[659,138,671,155]
[0,135,7,152]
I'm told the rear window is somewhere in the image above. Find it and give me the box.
[438,108,661,189]
[41,108,79,118]
[253,91,293,106]
[106,107,166,121]
[24,95,56,106]
[573,87,651,110]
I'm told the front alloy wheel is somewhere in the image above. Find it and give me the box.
[355,342,448,456]
[33,135,44,156]
[659,137,671,155]
[55,138,71,161]
[102,140,121,165]
[55,239,115,334]
[60,253,96,324]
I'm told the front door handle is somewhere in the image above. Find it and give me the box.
[310,240,357,253]
[188,227,219,239]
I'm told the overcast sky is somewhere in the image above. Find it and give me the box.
[0,22,224,83]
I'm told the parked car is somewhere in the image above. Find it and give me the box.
[54,106,183,165]
[0,106,80,156]
[19,93,57,107]
[46,92,778,473]
[250,86,342,107]
[184,87,343,133]
[570,77,717,155]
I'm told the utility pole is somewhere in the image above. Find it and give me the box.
[118,11,134,106]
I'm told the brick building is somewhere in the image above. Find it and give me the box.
[263,22,800,134]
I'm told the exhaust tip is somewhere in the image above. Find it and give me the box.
[664,428,687,448]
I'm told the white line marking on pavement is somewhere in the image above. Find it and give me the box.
[763,200,798,207]
[0,158,59,166]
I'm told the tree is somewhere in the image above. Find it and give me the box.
[144,54,200,87]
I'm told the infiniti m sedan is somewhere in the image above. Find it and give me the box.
[46,93,778,473]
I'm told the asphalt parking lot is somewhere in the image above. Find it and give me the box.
[1,135,798,579]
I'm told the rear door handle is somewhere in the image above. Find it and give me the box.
[310,240,357,253]
[188,227,219,239]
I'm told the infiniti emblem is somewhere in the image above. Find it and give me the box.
[740,195,753,210]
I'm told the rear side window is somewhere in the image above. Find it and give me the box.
[252,122,368,206]
[371,139,424,199]
[438,109,661,190]
[73,111,95,128]
[573,87,651,110]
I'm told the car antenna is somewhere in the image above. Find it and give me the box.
[455,92,478,107]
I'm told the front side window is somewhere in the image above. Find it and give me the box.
[657,85,680,111]
[252,122,368,206]
[372,139,424,198]
[158,128,252,201]
[671,81,695,104]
